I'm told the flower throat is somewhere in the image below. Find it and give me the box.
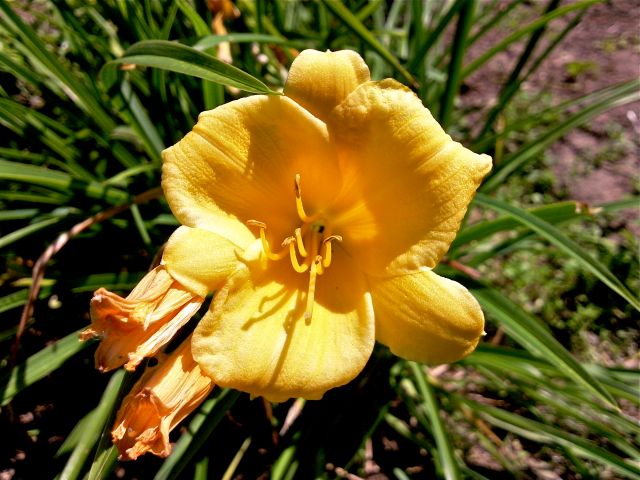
[247,174,341,322]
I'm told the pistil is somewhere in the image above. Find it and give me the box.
[304,256,322,322]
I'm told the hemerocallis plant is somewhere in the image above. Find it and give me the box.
[81,49,492,460]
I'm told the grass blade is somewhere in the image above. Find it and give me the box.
[453,197,636,253]
[439,0,475,128]
[0,160,129,204]
[476,0,564,137]
[59,369,126,480]
[408,0,464,73]
[469,283,617,409]
[458,397,640,479]
[0,287,53,315]
[409,362,460,480]
[452,201,579,248]
[472,78,639,153]
[465,346,640,434]
[104,40,280,94]
[320,0,415,85]
[0,216,66,249]
[481,79,640,190]
[86,446,118,480]
[475,194,639,310]
[0,328,90,405]
[461,0,600,79]
[0,1,115,131]
[154,389,241,480]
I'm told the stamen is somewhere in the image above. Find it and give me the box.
[321,235,342,268]
[294,228,307,257]
[294,174,315,223]
[304,256,322,322]
[284,237,308,273]
[247,220,288,261]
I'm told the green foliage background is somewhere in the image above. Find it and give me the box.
[0,0,638,478]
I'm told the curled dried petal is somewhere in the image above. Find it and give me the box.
[112,338,214,460]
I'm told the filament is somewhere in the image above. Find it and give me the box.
[285,238,309,273]
[294,227,307,257]
[294,174,316,223]
[304,256,322,322]
[321,235,342,268]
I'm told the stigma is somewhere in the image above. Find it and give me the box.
[247,175,342,322]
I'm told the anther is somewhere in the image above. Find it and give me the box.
[247,220,288,261]
[304,256,322,322]
[246,219,266,229]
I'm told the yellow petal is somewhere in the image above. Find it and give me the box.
[370,269,484,364]
[162,95,342,247]
[163,226,241,298]
[191,246,374,402]
[112,338,214,460]
[81,266,203,372]
[284,49,370,122]
[328,79,492,275]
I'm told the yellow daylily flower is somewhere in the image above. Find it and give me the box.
[111,337,214,460]
[160,49,492,402]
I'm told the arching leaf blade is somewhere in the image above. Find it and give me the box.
[475,194,639,311]
[104,40,279,95]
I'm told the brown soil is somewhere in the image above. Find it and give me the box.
[465,0,640,210]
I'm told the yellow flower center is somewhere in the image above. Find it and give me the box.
[247,174,342,322]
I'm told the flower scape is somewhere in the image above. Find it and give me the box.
[81,49,492,460]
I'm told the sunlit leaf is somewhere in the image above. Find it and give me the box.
[104,40,279,94]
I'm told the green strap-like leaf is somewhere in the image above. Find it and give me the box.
[0,328,90,406]
[0,287,52,315]
[453,201,579,248]
[0,216,65,250]
[458,397,640,479]
[320,0,415,85]
[192,33,299,50]
[0,1,115,132]
[154,389,241,480]
[469,283,618,409]
[0,159,129,205]
[461,0,600,79]
[481,78,640,191]
[465,346,640,434]
[407,0,465,72]
[409,362,461,480]
[475,194,640,310]
[454,197,638,252]
[439,0,475,128]
[59,369,126,480]
[104,40,279,95]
